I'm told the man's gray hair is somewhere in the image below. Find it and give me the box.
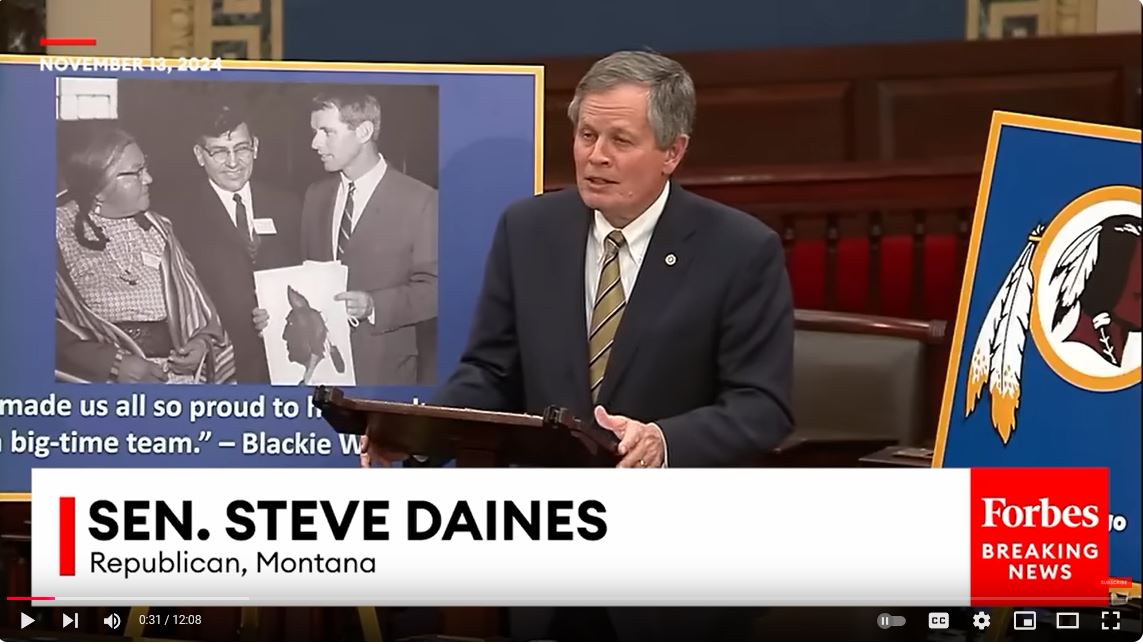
[567,50,695,150]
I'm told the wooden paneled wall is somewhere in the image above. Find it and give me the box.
[538,34,1141,186]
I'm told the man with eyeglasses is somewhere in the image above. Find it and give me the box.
[164,103,301,383]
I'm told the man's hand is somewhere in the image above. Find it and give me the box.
[593,406,666,468]
[168,336,208,375]
[335,291,374,320]
[117,355,168,384]
[359,433,409,468]
[252,307,269,333]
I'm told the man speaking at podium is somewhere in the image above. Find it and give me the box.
[365,49,794,639]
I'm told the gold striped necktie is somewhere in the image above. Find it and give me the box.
[589,230,627,401]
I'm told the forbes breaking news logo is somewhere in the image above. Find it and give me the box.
[979,497,1101,579]
[970,468,1110,605]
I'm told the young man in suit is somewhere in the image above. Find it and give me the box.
[364,50,795,640]
[165,105,301,383]
[296,91,438,386]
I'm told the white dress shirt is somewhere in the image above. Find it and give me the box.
[208,179,254,239]
[584,181,669,328]
[330,154,388,259]
[584,181,671,466]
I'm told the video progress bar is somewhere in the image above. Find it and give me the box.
[15,597,250,602]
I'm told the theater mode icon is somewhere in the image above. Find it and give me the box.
[1055,612,1080,630]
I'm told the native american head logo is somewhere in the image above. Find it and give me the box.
[283,285,347,385]
[965,185,1141,444]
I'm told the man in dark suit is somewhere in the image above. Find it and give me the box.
[295,91,438,386]
[165,105,301,383]
[364,51,794,640]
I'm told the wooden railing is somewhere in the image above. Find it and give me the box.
[795,308,948,346]
[697,158,980,320]
[548,157,982,321]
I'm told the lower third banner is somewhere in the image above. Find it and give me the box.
[30,467,1112,606]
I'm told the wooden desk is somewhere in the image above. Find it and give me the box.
[859,445,934,468]
[757,431,897,468]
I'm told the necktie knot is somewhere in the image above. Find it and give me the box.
[604,230,626,255]
[347,181,356,196]
[233,193,242,205]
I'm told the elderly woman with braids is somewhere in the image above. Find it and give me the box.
[54,123,236,384]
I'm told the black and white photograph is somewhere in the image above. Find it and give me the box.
[53,76,440,386]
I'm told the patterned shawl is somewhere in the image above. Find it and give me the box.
[55,201,237,384]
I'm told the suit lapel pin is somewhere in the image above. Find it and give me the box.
[664,253,677,266]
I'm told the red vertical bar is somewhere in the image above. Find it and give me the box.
[59,497,76,576]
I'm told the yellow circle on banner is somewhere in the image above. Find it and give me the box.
[1029,185,1141,392]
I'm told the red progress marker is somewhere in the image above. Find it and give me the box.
[7,597,55,601]
[40,38,97,46]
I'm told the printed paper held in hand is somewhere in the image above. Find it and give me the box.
[254,261,355,386]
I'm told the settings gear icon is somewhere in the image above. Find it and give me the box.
[972,611,991,630]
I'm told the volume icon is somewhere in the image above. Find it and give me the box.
[104,613,122,629]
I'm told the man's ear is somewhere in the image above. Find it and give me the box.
[252,136,260,159]
[661,134,689,176]
[192,144,206,167]
[355,121,375,144]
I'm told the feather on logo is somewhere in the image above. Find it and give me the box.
[965,225,1043,443]
[1050,223,1102,330]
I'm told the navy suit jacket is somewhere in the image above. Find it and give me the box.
[429,182,794,640]
[164,179,301,383]
[433,182,794,467]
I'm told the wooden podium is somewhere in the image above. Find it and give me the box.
[312,386,619,468]
[310,386,618,639]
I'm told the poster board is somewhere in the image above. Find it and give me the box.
[934,111,1141,597]
[0,54,542,495]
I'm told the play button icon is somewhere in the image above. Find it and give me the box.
[20,612,35,629]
